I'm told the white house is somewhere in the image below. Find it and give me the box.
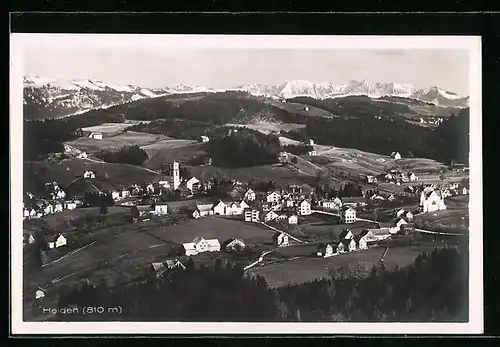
[244,209,260,222]
[337,238,356,253]
[391,151,402,160]
[340,206,356,224]
[213,201,227,215]
[244,188,256,202]
[288,214,299,225]
[273,233,289,247]
[366,175,378,184]
[409,173,418,181]
[388,194,396,202]
[420,189,447,213]
[24,233,36,245]
[309,139,315,145]
[322,197,342,210]
[35,288,46,300]
[284,198,295,208]
[153,202,169,215]
[317,244,334,258]
[52,202,63,213]
[183,237,221,256]
[43,204,54,215]
[89,132,103,140]
[264,211,279,222]
[83,170,95,179]
[390,218,408,234]
[223,238,246,251]
[355,234,368,250]
[64,201,77,210]
[112,191,121,201]
[48,234,67,249]
[186,177,201,195]
[193,204,214,219]
[146,183,155,194]
[158,180,170,189]
[199,135,210,143]
[266,191,281,203]
[308,151,317,156]
[299,199,312,216]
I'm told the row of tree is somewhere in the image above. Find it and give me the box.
[95,145,149,166]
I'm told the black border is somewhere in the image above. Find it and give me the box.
[8,11,500,340]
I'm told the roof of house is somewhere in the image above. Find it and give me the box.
[183,242,196,251]
[151,262,166,271]
[423,189,443,199]
[165,259,185,269]
[339,238,355,246]
[368,227,392,235]
[339,229,353,239]
[342,197,366,204]
[222,238,245,248]
[196,204,213,212]
[377,222,392,228]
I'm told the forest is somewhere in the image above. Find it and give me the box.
[95,145,149,166]
[47,246,467,322]
[205,128,282,168]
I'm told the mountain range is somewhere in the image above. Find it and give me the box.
[23,76,469,120]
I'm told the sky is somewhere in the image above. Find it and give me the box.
[23,43,470,95]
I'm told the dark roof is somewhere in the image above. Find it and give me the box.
[339,229,353,239]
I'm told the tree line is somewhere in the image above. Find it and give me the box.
[49,246,467,322]
[95,145,149,166]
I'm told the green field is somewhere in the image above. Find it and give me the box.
[25,158,161,190]
[81,123,134,133]
[251,244,439,288]
[145,217,276,246]
[143,142,203,169]
[66,131,172,153]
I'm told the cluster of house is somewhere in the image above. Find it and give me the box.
[23,183,80,220]
[372,170,419,185]
[23,231,67,250]
[181,236,248,257]
[419,117,443,125]
[316,227,394,258]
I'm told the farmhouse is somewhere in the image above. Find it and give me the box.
[244,188,256,202]
[278,152,289,163]
[264,210,279,222]
[204,157,213,166]
[52,201,63,213]
[321,197,343,210]
[35,288,46,300]
[193,204,214,219]
[366,175,378,184]
[222,238,246,251]
[199,135,210,143]
[225,201,249,216]
[48,234,67,249]
[183,237,221,256]
[288,214,299,225]
[150,259,186,277]
[309,139,315,145]
[83,170,96,179]
[277,213,288,222]
[212,201,227,215]
[244,209,260,222]
[390,218,408,234]
[317,244,334,258]
[89,132,103,140]
[391,151,402,160]
[153,202,169,215]
[340,206,357,224]
[186,177,202,195]
[308,151,317,156]
[354,233,369,250]
[341,197,367,208]
[410,173,418,181]
[299,199,312,216]
[266,191,281,203]
[420,189,447,213]
[273,233,289,247]
[337,238,356,253]
[366,228,392,241]
[24,233,36,246]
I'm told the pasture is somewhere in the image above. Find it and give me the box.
[296,216,379,242]
[251,244,439,288]
[26,158,161,189]
[66,131,172,153]
[81,123,133,134]
[145,217,276,246]
[142,139,199,165]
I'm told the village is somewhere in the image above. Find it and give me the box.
[23,134,471,306]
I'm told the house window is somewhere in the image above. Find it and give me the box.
[432,201,436,205]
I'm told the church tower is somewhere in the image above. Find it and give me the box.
[170,161,180,190]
